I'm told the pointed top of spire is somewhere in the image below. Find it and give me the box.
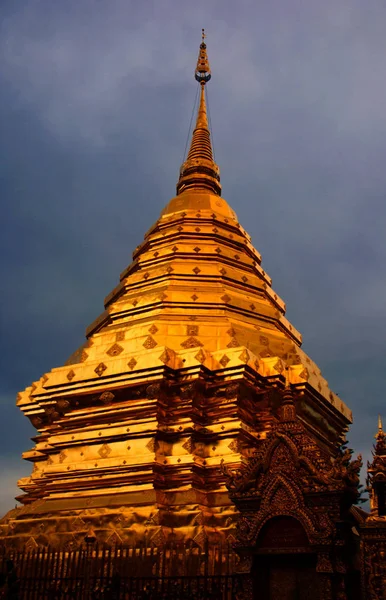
[176,31,221,197]
[378,414,383,432]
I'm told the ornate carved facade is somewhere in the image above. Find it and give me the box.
[1,32,385,599]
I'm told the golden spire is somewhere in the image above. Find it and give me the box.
[177,30,221,196]
[378,414,383,432]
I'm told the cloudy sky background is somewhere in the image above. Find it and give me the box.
[1,0,386,513]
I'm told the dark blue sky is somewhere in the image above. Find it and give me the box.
[1,0,386,512]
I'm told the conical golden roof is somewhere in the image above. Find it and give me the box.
[6,34,352,549]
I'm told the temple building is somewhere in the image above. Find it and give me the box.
[1,32,386,600]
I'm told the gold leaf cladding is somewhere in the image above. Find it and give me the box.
[67,369,75,381]
[98,444,112,458]
[127,358,137,370]
[239,349,250,363]
[143,336,157,349]
[195,349,206,364]
[187,325,199,336]
[181,337,203,349]
[219,355,230,367]
[159,349,171,365]
[100,391,114,404]
[106,343,123,357]
[149,324,159,335]
[95,363,107,377]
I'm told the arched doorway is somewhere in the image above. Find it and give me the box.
[252,516,322,600]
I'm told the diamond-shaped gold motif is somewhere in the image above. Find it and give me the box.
[116,331,125,341]
[127,358,137,370]
[260,336,269,346]
[182,438,193,453]
[149,324,159,334]
[67,369,75,381]
[98,443,112,459]
[227,338,239,348]
[227,328,236,336]
[143,272,150,280]
[172,246,178,252]
[195,227,201,232]
[299,368,309,379]
[132,299,138,306]
[25,537,38,552]
[242,275,248,282]
[80,350,88,362]
[95,363,107,377]
[195,349,206,364]
[234,254,240,260]
[273,360,284,373]
[191,294,198,301]
[181,337,203,349]
[159,349,171,364]
[194,247,201,253]
[59,451,67,463]
[106,343,123,357]
[71,517,86,532]
[239,349,250,363]
[160,292,167,301]
[221,294,231,303]
[187,325,199,336]
[193,267,201,274]
[250,303,256,310]
[220,268,226,275]
[215,247,222,254]
[166,266,174,274]
[143,336,157,349]
[146,438,156,452]
[177,226,183,232]
[213,227,218,233]
[220,355,230,367]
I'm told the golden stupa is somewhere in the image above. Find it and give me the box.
[0,32,351,551]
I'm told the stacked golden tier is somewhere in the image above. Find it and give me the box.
[0,37,351,551]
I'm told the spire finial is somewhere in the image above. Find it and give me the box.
[378,414,383,432]
[177,32,221,196]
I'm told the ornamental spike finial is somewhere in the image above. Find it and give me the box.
[177,31,221,196]
[378,414,383,432]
